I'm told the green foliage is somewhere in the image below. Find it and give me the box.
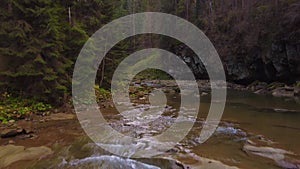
[32,102,53,112]
[135,69,172,80]
[95,85,111,102]
[0,93,52,123]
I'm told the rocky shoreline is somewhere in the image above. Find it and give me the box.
[0,80,299,168]
[134,79,300,100]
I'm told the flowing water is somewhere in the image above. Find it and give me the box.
[28,88,300,169]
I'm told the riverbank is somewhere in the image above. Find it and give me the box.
[136,79,300,100]
[0,80,300,168]
[1,106,299,169]
[0,106,240,169]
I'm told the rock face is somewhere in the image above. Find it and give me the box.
[174,37,299,84]
[0,145,53,168]
[168,1,300,84]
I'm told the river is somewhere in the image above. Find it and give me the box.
[8,86,300,169]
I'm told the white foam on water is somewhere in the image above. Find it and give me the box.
[62,155,160,169]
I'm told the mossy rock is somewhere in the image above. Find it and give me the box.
[267,82,285,90]
[295,81,300,87]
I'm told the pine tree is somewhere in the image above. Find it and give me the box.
[0,0,75,104]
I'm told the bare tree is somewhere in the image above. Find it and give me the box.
[195,0,201,17]
[209,0,213,15]
[68,6,72,25]
[186,0,190,19]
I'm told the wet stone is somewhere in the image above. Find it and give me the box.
[1,129,19,138]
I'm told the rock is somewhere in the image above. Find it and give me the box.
[16,128,25,134]
[8,140,15,144]
[243,144,293,159]
[243,144,300,169]
[0,145,52,168]
[243,144,293,162]
[277,159,300,169]
[272,87,294,97]
[39,119,45,123]
[254,89,268,95]
[49,113,76,121]
[1,129,18,138]
[294,87,300,96]
[175,153,239,169]
[139,97,146,100]
[29,134,38,139]
[8,120,15,123]
[246,139,256,145]
[135,79,142,84]
[24,127,34,134]
[267,82,285,90]
[284,86,294,92]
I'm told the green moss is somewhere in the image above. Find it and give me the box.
[267,82,285,90]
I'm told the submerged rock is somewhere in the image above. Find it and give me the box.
[49,113,76,121]
[215,126,247,137]
[243,144,300,168]
[243,144,293,161]
[0,145,52,168]
[174,152,240,169]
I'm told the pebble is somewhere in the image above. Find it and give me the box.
[8,140,15,144]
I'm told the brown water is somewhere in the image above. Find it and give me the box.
[27,89,300,169]
[190,90,300,169]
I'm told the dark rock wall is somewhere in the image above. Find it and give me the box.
[171,1,300,84]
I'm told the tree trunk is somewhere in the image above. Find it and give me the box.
[68,6,72,25]
[8,2,12,13]
[195,0,200,18]
[185,0,190,20]
[209,0,213,15]
[99,60,105,87]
